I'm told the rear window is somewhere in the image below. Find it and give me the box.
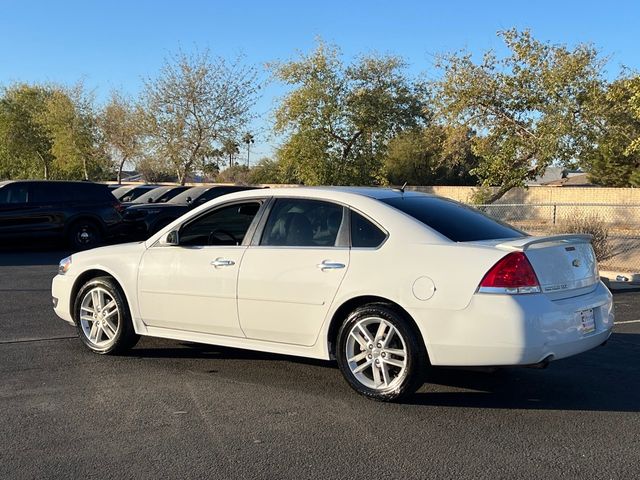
[381,196,524,242]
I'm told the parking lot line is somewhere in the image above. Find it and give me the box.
[614,319,640,325]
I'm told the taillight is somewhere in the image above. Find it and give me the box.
[478,252,541,294]
[113,201,125,214]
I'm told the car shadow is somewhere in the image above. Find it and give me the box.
[130,341,335,369]
[128,333,640,412]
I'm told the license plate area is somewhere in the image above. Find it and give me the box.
[577,308,596,334]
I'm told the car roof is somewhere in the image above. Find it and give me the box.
[220,185,430,202]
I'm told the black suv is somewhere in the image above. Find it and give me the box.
[0,180,125,249]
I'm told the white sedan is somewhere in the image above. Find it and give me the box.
[52,187,614,401]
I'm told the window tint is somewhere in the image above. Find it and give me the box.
[261,199,344,247]
[179,202,261,246]
[381,196,524,242]
[351,211,386,247]
[72,183,112,202]
[31,183,73,203]
[0,184,29,204]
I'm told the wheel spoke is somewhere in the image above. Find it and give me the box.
[350,331,368,349]
[352,359,372,374]
[380,362,391,386]
[89,322,100,343]
[91,290,102,310]
[383,357,405,368]
[357,324,374,344]
[80,315,95,323]
[101,323,114,340]
[102,301,118,319]
[384,348,406,358]
[375,320,388,342]
[347,351,367,363]
[103,318,117,337]
[382,327,396,347]
[372,362,382,386]
[81,306,95,315]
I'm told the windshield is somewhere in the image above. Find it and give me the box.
[381,196,525,242]
[131,186,172,204]
[111,185,133,198]
[168,187,207,204]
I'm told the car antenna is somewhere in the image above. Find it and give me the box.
[399,182,407,194]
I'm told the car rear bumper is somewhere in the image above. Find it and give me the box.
[51,274,74,325]
[417,281,614,366]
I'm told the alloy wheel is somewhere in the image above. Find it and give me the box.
[79,287,120,348]
[345,316,408,391]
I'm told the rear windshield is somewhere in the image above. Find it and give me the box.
[168,187,207,204]
[381,196,524,242]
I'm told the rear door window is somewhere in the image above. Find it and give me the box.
[381,196,524,242]
[261,199,344,247]
[30,183,72,203]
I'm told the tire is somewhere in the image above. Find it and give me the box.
[67,219,102,250]
[73,276,140,355]
[336,303,428,402]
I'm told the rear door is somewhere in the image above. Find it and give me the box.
[237,198,349,346]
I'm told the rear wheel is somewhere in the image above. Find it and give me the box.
[68,220,102,250]
[74,276,139,354]
[336,304,428,401]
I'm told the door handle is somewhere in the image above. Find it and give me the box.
[210,258,235,268]
[317,260,346,271]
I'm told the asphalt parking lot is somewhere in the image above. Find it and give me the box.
[1,249,639,479]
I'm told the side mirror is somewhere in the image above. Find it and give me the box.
[159,230,179,246]
[186,196,192,204]
[147,197,153,203]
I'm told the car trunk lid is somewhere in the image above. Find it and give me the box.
[492,235,599,297]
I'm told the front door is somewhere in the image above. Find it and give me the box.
[238,198,350,346]
[138,200,263,336]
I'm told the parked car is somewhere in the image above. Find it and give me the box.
[123,185,191,206]
[111,184,160,203]
[52,187,614,401]
[122,185,259,239]
[0,180,124,249]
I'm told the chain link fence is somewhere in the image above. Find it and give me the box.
[476,203,640,273]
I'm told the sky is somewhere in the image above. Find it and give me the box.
[1,0,639,161]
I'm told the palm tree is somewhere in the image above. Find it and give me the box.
[222,139,240,168]
[242,132,255,167]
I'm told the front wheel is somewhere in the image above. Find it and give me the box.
[336,304,428,402]
[73,276,139,354]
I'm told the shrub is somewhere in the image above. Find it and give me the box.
[554,214,611,261]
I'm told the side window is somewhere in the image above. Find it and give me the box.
[261,199,344,247]
[351,211,387,248]
[179,202,261,247]
[31,183,72,203]
[0,184,29,204]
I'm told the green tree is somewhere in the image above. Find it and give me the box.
[435,29,606,202]
[142,49,259,185]
[384,124,480,185]
[271,40,429,185]
[43,83,107,180]
[217,164,250,184]
[99,91,144,184]
[249,157,281,184]
[0,83,106,180]
[585,76,640,186]
[0,84,54,179]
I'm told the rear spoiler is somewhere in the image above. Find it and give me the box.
[496,234,593,252]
